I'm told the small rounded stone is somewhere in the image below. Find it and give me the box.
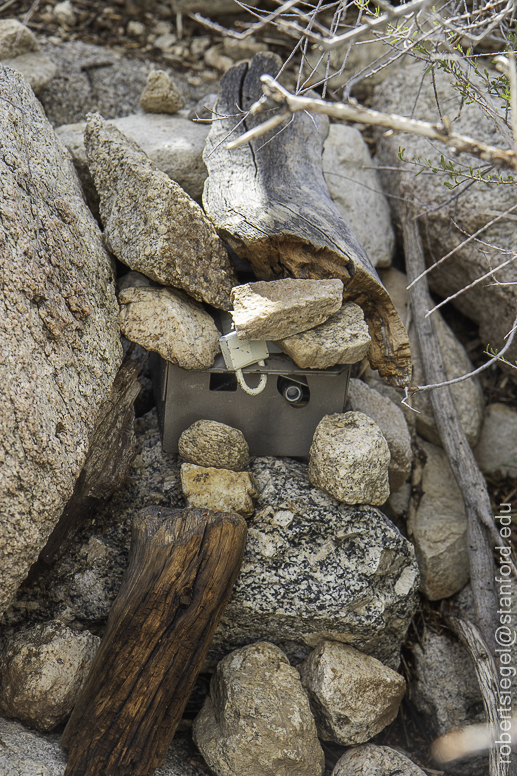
[178,420,250,471]
[139,70,185,114]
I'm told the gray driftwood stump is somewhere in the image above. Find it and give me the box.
[203,52,411,387]
[61,506,247,776]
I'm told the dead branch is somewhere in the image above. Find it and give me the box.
[444,614,511,776]
[401,204,499,658]
[227,76,517,171]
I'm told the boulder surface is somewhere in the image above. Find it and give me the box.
[0,68,121,617]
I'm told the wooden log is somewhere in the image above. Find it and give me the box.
[61,506,247,776]
[203,52,411,387]
[27,360,140,580]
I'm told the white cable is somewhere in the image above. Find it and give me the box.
[235,360,268,395]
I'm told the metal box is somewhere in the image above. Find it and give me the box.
[152,351,351,457]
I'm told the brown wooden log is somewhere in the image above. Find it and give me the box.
[203,52,411,387]
[27,360,140,580]
[61,506,247,776]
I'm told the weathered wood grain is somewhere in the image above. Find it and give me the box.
[203,52,411,386]
[61,506,247,776]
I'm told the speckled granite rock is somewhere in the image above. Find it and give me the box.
[308,413,390,505]
[274,303,371,369]
[408,439,469,600]
[0,621,99,732]
[474,403,517,477]
[0,68,122,618]
[193,642,325,776]
[181,464,259,518]
[346,379,412,491]
[85,113,237,310]
[0,20,56,94]
[209,457,419,669]
[231,279,343,341]
[119,286,221,370]
[0,717,212,776]
[332,744,426,775]
[298,641,406,745]
[178,421,249,471]
[139,69,185,114]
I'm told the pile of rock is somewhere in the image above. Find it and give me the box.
[1,15,516,776]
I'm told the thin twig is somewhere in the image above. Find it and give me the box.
[227,76,517,170]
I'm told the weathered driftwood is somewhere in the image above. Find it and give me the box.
[61,506,247,776]
[203,52,411,387]
[445,614,510,776]
[28,360,140,579]
[401,207,498,658]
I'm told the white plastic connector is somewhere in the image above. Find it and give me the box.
[219,331,269,371]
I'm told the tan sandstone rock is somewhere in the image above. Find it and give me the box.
[231,278,343,341]
[178,420,249,471]
[181,464,259,518]
[139,69,185,114]
[193,642,325,776]
[298,641,406,745]
[309,413,390,505]
[274,303,371,368]
[85,113,237,310]
[119,285,221,370]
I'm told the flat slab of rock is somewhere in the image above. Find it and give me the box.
[0,621,99,732]
[309,412,390,505]
[85,113,237,309]
[231,278,343,341]
[347,378,412,491]
[274,302,371,368]
[474,403,517,477]
[139,69,185,114]
[0,68,122,617]
[181,464,259,518]
[323,125,395,268]
[408,439,469,600]
[333,744,427,775]
[209,457,419,669]
[298,641,406,745]
[119,286,221,370]
[193,642,325,776]
[179,420,249,471]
